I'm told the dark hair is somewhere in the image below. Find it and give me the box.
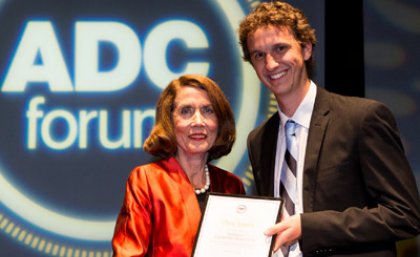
[143,74,236,161]
[239,1,317,78]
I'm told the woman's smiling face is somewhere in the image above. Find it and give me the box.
[172,86,218,160]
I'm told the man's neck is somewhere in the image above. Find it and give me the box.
[276,79,311,117]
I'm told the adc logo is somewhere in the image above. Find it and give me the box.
[0,0,266,256]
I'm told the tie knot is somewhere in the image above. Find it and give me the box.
[285,120,297,137]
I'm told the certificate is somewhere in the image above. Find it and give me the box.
[192,193,282,257]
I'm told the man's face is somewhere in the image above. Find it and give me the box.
[247,25,312,99]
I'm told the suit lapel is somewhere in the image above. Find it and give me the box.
[261,114,280,196]
[303,87,331,212]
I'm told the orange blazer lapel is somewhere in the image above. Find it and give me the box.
[163,157,201,239]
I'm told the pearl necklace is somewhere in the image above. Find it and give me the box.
[194,164,210,195]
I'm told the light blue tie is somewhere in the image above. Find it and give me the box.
[280,120,298,257]
[281,120,298,216]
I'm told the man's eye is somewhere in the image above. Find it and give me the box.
[273,45,286,55]
[253,52,265,61]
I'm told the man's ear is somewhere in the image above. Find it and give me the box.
[302,42,313,61]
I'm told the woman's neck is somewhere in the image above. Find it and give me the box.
[176,154,207,187]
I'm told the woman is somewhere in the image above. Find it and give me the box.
[112,74,245,257]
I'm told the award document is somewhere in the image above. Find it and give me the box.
[192,193,282,257]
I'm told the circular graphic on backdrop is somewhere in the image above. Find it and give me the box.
[0,0,268,256]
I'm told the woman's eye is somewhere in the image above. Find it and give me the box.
[180,107,193,115]
[201,106,214,114]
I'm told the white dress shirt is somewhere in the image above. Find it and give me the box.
[272,81,317,257]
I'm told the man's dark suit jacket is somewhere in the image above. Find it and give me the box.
[247,87,420,257]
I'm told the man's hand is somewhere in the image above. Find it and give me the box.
[264,214,302,252]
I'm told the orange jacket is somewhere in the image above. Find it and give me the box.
[112,157,245,257]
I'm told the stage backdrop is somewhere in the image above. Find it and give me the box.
[0,0,325,256]
[2,0,419,257]
[364,0,420,255]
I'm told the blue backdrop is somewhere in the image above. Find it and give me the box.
[0,0,418,257]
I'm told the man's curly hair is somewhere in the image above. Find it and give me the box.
[239,1,317,78]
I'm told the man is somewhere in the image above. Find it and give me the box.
[239,2,420,256]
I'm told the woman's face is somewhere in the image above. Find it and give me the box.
[172,86,218,160]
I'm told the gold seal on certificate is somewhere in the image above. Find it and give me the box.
[192,193,282,257]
